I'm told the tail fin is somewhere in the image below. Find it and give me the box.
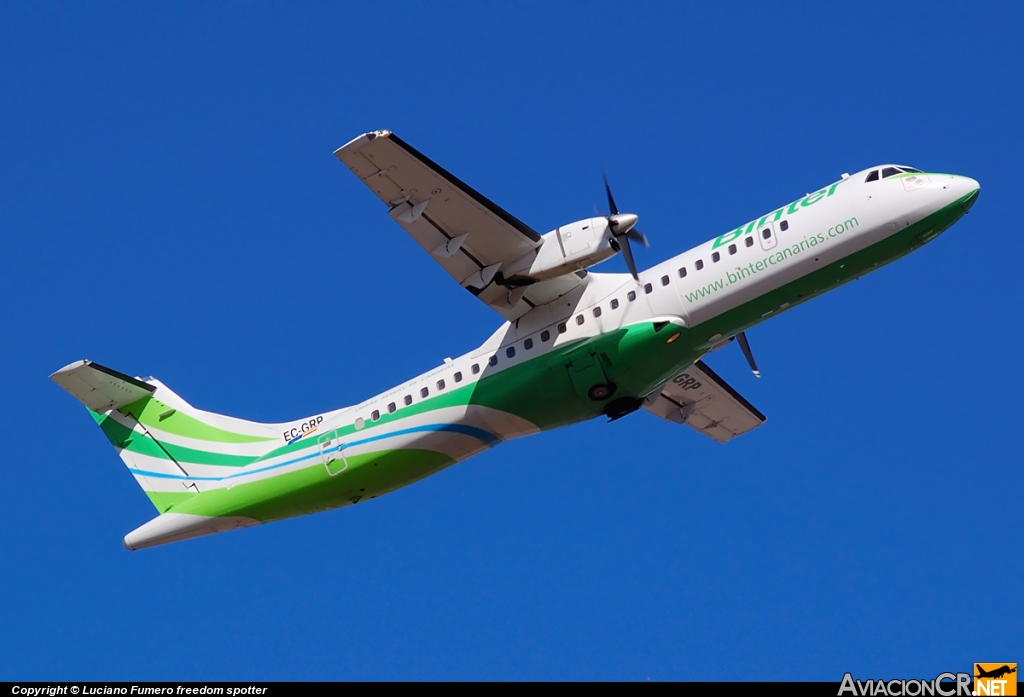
[51,360,281,515]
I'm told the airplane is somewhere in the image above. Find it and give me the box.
[976,665,1017,680]
[51,130,980,550]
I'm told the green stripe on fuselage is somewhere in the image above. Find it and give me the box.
[169,448,454,521]
[124,195,974,525]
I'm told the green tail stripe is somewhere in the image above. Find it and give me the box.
[124,397,274,444]
[94,410,259,467]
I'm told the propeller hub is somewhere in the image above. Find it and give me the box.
[608,213,639,236]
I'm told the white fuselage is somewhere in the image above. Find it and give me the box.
[314,167,978,450]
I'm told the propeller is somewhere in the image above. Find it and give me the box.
[736,331,761,378]
[603,173,648,281]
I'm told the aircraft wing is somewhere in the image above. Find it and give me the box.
[335,130,586,321]
[643,360,766,443]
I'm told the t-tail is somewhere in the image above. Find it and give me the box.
[50,360,297,550]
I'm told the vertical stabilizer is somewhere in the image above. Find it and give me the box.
[51,360,281,515]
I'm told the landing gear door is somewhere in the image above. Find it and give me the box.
[318,430,348,476]
[758,220,778,251]
[565,348,609,400]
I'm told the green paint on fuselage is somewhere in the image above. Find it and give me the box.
[149,191,977,528]
[169,448,454,522]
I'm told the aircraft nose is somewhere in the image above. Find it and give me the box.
[942,174,980,212]
[958,176,980,212]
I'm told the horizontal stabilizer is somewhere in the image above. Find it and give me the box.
[50,360,155,412]
[643,360,766,443]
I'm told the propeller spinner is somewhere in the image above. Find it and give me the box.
[603,173,649,281]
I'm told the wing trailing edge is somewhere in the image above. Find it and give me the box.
[643,360,766,443]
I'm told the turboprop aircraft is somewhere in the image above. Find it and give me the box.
[51,130,980,550]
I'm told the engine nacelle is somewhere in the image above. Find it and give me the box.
[504,217,616,282]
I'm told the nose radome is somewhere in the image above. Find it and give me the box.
[957,176,980,212]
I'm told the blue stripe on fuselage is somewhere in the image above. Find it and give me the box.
[127,423,499,482]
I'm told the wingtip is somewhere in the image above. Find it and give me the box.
[334,129,392,158]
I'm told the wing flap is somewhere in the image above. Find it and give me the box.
[335,131,539,265]
[643,360,766,443]
[335,130,585,320]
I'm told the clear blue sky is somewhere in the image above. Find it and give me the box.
[1,1,1020,681]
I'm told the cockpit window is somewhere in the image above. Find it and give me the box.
[865,170,879,182]
[882,167,901,179]
[898,166,922,173]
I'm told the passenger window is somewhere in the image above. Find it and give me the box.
[627,290,636,302]
[403,395,412,406]
[541,330,550,341]
[728,244,737,255]
[420,387,429,398]
[678,267,687,278]
[644,283,653,294]
[506,346,515,358]
[610,299,619,310]
[712,252,720,263]
[524,337,533,350]
[558,322,567,333]
[454,371,463,383]
[355,417,365,430]
[695,259,704,270]
[745,237,754,247]
[865,169,879,182]
[488,355,498,367]
[882,167,901,178]
[371,409,380,421]
[779,220,789,231]
[576,315,584,325]
[762,228,772,239]
[437,379,445,390]
[593,307,602,318]
[471,363,480,375]
[661,275,669,286]
[388,402,396,414]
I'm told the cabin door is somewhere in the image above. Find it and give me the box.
[318,430,348,476]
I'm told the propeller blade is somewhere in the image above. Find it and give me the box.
[736,331,761,378]
[619,233,639,281]
[602,172,619,216]
[626,228,649,248]
[602,172,645,279]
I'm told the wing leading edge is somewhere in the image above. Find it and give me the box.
[643,360,766,443]
[334,130,586,320]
